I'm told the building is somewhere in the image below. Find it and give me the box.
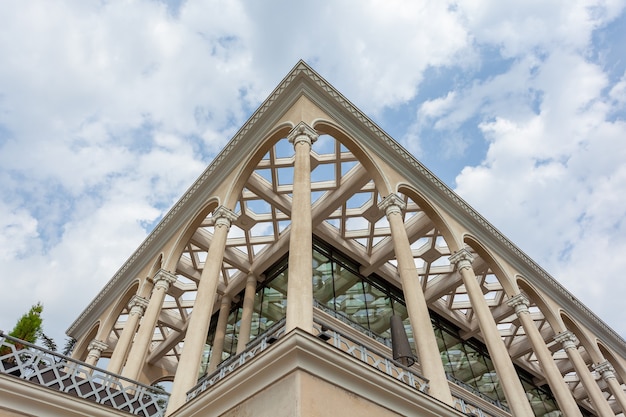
[2,61,626,417]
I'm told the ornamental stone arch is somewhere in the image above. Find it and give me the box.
[560,313,604,363]
[398,184,461,253]
[516,277,563,333]
[72,321,100,362]
[221,123,294,209]
[314,120,392,196]
[162,197,221,273]
[597,342,626,388]
[463,235,516,297]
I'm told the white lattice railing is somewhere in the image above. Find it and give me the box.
[0,331,169,416]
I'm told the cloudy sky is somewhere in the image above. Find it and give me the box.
[1,0,625,347]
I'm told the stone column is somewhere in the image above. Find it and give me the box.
[166,206,237,415]
[508,294,582,417]
[85,339,108,367]
[236,274,258,354]
[554,331,615,417]
[449,249,534,416]
[107,295,149,375]
[122,270,177,381]
[285,122,317,334]
[595,361,626,414]
[207,294,232,373]
[380,193,454,406]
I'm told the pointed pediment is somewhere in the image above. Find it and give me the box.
[69,59,626,373]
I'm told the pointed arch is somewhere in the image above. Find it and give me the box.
[560,313,604,363]
[314,120,391,196]
[162,198,221,272]
[516,277,563,332]
[72,322,100,362]
[399,185,462,253]
[463,235,516,297]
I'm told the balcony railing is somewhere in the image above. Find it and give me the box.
[0,331,169,417]
[186,310,507,417]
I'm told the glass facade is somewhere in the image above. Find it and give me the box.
[201,240,563,416]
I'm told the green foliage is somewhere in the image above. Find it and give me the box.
[62,337,77,356]
[40,332,58,352]
[9,302,44,346]
[1,302,44,356]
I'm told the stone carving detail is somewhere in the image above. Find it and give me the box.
[507,294,530,316]
[378,193,406,217]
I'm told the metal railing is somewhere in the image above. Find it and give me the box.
[0,331,169,417]
[187,318,287,401]
[185,311,507,417]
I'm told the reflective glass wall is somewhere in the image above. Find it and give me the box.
[201,240,563,416]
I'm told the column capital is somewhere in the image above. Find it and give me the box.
[87,339,108,353]
[288,122,318,147]
[153,269,178,291]
[128,295,149,316]
[378,193,406,217]
[448,248,474,271]
[212,206,238,229]
[554,331,579,350]
[593,360,617,381]
[507,293,530,316]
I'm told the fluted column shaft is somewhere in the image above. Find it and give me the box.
[380,194,454,406]
[107,295,149,374]
[285,123,317,333]
[207,294,232,373]
[595,361,626,413]
[122,270,177,381]
[450,249,534,417]
[236,274,258,354]
[166,206,237,415]
[508,294,582,416]
[555,331,615,417]
[85,339,108,367]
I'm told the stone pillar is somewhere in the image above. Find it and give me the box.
[508,294,582,417]
[554,331,615,417]
[107,295,149,375]
[236,274,258,354]
[285,122,317,334]
[595,360,626,414]
[85,339,108,367]
[122,270,177,381]
[166,206,237,415]
[380,193,454,406]
[449,249,534,416]
[207,294,232,373]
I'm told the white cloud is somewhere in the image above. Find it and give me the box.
[0,0,625,347]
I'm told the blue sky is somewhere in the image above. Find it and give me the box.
[1,0,625,346]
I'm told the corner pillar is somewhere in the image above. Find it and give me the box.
[285,122,317,334]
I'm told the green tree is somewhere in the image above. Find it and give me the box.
[1,302,44,354]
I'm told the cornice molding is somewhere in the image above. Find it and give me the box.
[67,61,626,356]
